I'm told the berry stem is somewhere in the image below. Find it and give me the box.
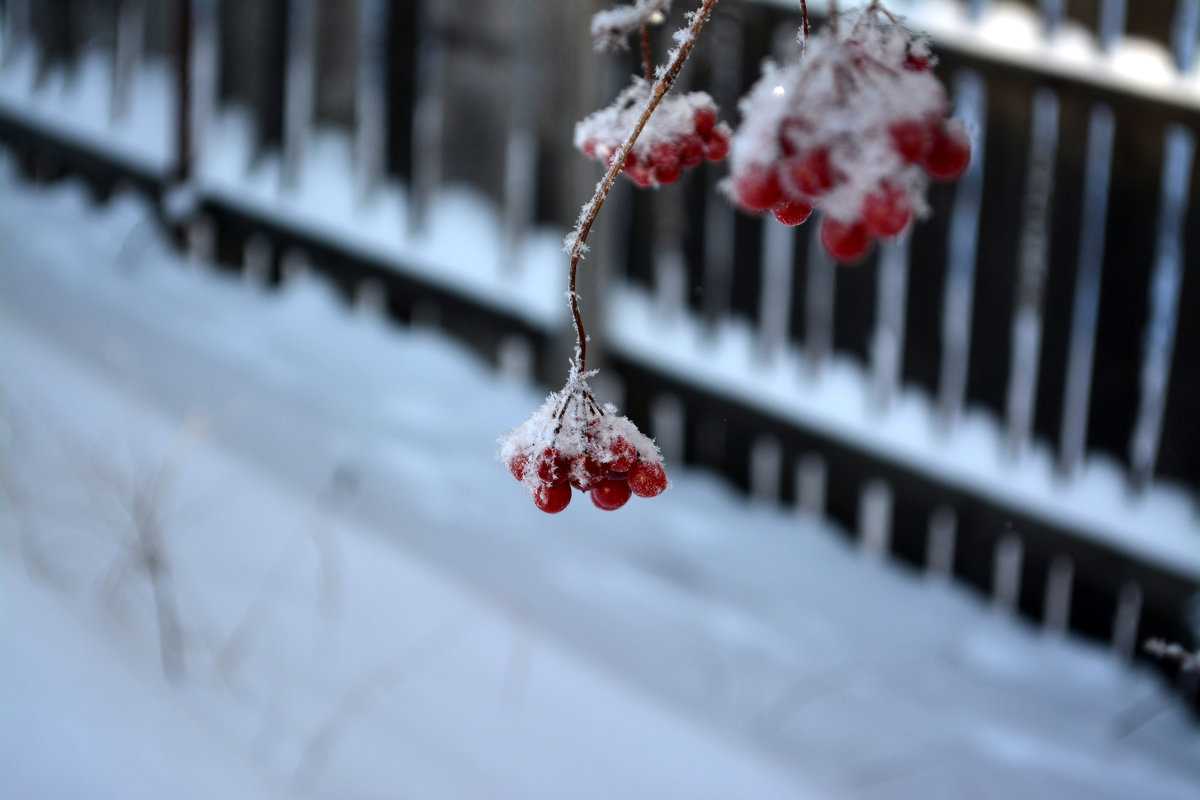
[565,0,719,375]
[799,0,809,48]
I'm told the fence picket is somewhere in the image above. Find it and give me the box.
[871,235,909,411]
[1171,0,1200,71]
[355,0,388,205]
[758,215,796,363]
[1098,0,1127,52]
[1130,125,1194,489]
[282,0,317,190]
[1005,87,1059,459]
[937,70,987,430]
[1059,104,1114,477]
[111,0,145,122]
[804,231,835,376]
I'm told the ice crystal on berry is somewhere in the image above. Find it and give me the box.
[726,3,970,263]
[498,372,668,513]
[575,78,731,189]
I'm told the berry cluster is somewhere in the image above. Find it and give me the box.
[499,378,668,513]
[727,5,971,263]
[576,78,731,188]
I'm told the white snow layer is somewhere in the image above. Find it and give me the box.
[2,156,1199,799]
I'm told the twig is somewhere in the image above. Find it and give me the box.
[564,0,720,374]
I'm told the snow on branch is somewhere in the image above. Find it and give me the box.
[591,0,672,52]
[1144,639,1200,670]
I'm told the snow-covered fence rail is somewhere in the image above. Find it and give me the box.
[0,0,1196,693]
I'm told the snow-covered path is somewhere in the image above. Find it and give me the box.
[2,168,1197,799]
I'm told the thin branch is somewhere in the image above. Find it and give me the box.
[800,0,809,46]
[565,0,720,373]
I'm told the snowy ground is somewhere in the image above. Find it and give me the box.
[2,166,1198,799]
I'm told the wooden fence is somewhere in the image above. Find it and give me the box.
[0,0,1196,699]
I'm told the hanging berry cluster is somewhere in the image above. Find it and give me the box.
[727,2,970,263]
[499,374,669,513]
[575,80,732,187]
[500,0,722,513]
[501,0,968,512]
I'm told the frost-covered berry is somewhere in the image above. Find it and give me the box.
[606,437,638,472]
[508,453,528,482]
[785,148,836,197]
[924,121,971,180]
[703,128,730,162]
[591,477,632,510]
[628,460,668,498]
[889,119,934,164]
[679,134,705,168]
[694,105,718,136]
[734,164,783,212]
[534,481,572,514]
[773,201,812,227]
[861,184,912,237]
[534,447,567,483]
[821,217,873,264]
[569,454,607,491]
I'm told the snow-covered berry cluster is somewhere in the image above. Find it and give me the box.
[499,376,668,513]
[576,78,731,188]
[727,4,971,263]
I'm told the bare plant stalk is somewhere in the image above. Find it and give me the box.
[565,0,720,374]
[800,0,809,45]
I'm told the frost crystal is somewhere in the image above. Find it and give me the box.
[591,0,672,52]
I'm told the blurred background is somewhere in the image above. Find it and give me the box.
[1,1,1198,798]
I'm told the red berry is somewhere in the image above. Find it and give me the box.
[606,437,637,472]
[534,447,567,483]
[628,461,668,498]
[694,105,718,136]
[624,150,640,168]
[785,148,836,197]
[821,217,873,264]
[923,121,971,180]
[590,478,631,511]
[534,481,572,514]
[889,119,933,164]
[569,454,606,491]
[625,164,654,187]
[581,140,597,159]
[679,134,705,168]
[861,184,912,237]
[703,128,730,162]
[649,142,680,170]
[508,453,528,481]
[777,117,809,158]
[772,201,812,227]
[904,52,932,72]
[653,163,682,184]
[734,163,783,212]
